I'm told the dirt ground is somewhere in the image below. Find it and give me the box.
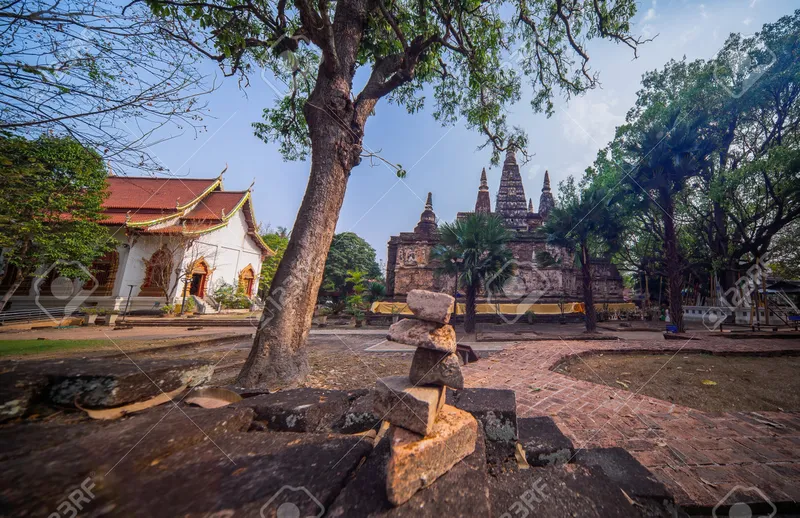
[554,353,800,412]
[125,333,415,390]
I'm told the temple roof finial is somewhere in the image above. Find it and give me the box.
[543,170,551,191]
[479,168,489,191]
[528,198,533,212]
[415,192,437,235]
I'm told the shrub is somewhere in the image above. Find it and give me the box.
[213,282,252,309]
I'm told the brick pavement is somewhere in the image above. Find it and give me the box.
[462,335,800,509]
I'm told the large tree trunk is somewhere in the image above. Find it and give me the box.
[237,78,358,388]
[580,242,597,333]
[662,191,685,333]
[464,281,478,334]
[0,268,24,313]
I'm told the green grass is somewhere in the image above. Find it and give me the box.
[0,339,109,357]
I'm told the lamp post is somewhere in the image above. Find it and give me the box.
[121,284,135,323]
[451,257,463,315]
[180,276,191,316]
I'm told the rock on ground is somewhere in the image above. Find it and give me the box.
[406,290,454,324]
[386,405,478,506]
[373,376,445,436]
[447,387,517,443]
[0,358,213,410]
[386,319,456,353]
[231,387,375,433]
[518,416,575,467]
[409,348,464,389]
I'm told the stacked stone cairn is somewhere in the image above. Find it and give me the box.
[373,289,478,506]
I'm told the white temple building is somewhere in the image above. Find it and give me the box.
[0,170,273,315]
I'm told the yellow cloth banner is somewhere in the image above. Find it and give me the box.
[370,301,636,315]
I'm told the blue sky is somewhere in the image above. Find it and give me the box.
[147,0,798,268]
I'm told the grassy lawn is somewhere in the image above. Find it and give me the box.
[0,339,110,357]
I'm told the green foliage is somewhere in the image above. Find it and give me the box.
[542,178,624,263]
[148,0,643,164]
[367,281,387,303]
[322,233,382,297]
[0,135,113,289]
[431,213,513,295]
[213,282,252,309]
[182,295,197,313]
[344,269,369,318]
[259,226,290,293]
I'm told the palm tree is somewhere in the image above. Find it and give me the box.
[623,107,715,332]
[431,213,513,333]
[541,182,623,333]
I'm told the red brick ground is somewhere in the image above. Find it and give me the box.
[463,335,800,508]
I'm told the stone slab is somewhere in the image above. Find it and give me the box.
[406,290,454,324]
[0,405,255,515]
[327,422,490,517]
[373,376,445,436]
[97,431,374,517]
[386,405,478,506]
[447,387,517,443]
[332,389,381,434]
[386,319,456,353]
[574,447,674,504]
[488,463,682,518]
[409,348,464,389]
[231,387,358,433]
[518,416,575,467]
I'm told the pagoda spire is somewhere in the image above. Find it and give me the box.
[474,168,492,213]
[495,148,528,229]
[414,192,438,235]
[528,198,533,212]
[538,170,555,219]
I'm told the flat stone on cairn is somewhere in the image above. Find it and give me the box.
[409,348,464,389]
[386,404,478,506]
[387,319,457,353]
[373,376,445,436]
[406,289,455,324]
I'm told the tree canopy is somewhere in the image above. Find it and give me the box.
[322,232,382,296]
[0,134,112,310]
[146,0,646,164]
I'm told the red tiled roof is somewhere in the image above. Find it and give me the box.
[183,191,248,221]
[137,222,222,235]
[103,177,219,210]
[99,212,180,225]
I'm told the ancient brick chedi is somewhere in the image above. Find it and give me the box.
[386,148,624,302]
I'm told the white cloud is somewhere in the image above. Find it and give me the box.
[749,0,761,8]
[699,4,708,19]
[559,95,624,148]
[644,8,656,21]
[743,18,752,26]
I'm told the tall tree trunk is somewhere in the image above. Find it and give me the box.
[0,268,24,313]
[237,78,358,388]
[464,281,477,334]
[580,242,596,333]
[662,191,685,332]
